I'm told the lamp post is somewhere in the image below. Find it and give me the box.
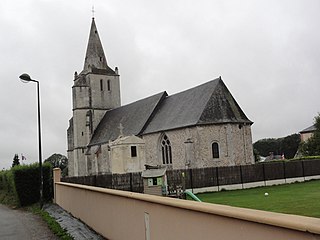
[19,73,43,208]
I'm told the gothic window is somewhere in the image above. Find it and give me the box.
[107,80,111,91]
[161,134,172,164]
[131,146,137,157]
[100,79,103,91]
[212,142,219,158]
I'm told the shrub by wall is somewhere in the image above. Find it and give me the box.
[13,164,40,206]
[12,163,53,206]
[0,163,54,206]
[0,169,18,204]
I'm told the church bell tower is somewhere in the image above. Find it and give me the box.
[67,18,121,176]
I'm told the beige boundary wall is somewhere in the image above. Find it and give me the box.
[53,169,320,240]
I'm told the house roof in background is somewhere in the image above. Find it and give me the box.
[300,125,316,134]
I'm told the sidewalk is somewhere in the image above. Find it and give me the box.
[0,204,58,240]
[44,204,105,240]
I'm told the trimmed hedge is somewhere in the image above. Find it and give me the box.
[0,163,53,206]
[0,170,18,205]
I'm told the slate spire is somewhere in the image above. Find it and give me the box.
[83,18,108,72]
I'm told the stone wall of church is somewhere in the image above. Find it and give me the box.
[67,150,74,176]
[98,144,111,173]
[110,143,145,173]
[86,144,111,175]
[142,124,254,169]
[73,110,91,148]
[73,85,90,109]
[91,109,107,133]
[74,148,87,176]
[89,74,121,110]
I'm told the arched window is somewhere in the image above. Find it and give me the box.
[161,134,172,164]
[212,142,219,158]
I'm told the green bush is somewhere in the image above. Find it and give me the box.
[0,170,16,195]
[0,169,18,205]
[0,163,53,207]
[0,170,5,190]
[12,163,53,206]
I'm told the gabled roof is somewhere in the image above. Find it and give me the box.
[142,78,252,134]
[88,92,167,146]
[300,125,316,134]
[88,78,252,146]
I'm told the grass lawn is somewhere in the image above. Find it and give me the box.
[193,180,320,218]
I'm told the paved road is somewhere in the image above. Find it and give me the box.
[0,204,58,240]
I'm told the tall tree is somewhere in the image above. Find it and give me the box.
[280,134,301,159]
[44,153,68,176]
[12,154,20,167]
[300,113,320,156]
[254,134,300,159]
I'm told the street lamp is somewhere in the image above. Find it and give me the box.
[19,73,43,208]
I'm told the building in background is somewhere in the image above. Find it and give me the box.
[300,125,316,142]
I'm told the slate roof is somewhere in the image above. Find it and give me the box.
[300,125,316,134]
[88,78,252,146]
[143,78,252,134]
[81,18,112,75]
[88,92,167,146]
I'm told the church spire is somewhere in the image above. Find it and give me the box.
[83,18,108,73]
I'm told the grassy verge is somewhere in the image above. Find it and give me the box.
[193,180,320,218]
[27,204,74,240]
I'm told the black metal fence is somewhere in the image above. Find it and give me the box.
[61,159,320,193]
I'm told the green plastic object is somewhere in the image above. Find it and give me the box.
[185,190,202,202]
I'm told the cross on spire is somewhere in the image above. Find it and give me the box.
[118,123,124,137]
[92,5,95,18]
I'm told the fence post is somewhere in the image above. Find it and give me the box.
[130,172,133,192]
[240,165,244,189]
[216,167,220,191]
[262,164,266,186]
[283,161,286,183]
[302,160,305,181]
[53,168,61,204]
[189,168,193,193]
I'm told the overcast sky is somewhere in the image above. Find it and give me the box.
[0,0,319,169]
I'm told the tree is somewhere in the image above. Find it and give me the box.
[44,153,68,176]
[280,134,301,159]
[253,134,300,159]
[253,148,260,162]
[12,154,20,167]
[300,113,320,156]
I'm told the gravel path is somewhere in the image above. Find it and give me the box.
[44,204,105,240]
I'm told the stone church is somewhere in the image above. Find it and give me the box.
[67,18,254,177]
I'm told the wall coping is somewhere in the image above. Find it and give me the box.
[56,182,320,235]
